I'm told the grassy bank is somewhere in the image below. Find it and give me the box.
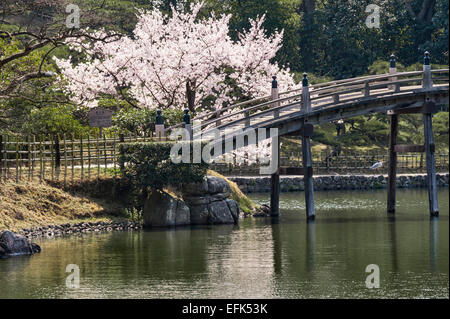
[0,171,258,231]
[0,180,129,231]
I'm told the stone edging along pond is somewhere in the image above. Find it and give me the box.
[228,173,450,194]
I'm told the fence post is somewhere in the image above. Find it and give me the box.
[103,133,107,174]
[97,132,100,180]
[27,136,31,181]
[71,134,74,183]
[50,134,54,181]
[55,134,61,179]
[113,133,117,175]
[39,135,43,183]
[15,135,19,182]
[6,135,10,180]
[119,133,125,172]
[80,134,84,181]
[31,135,35,181]
[63,134,67,188]
[87,134,91,180]
[0,135,2,180]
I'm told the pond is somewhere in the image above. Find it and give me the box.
[0,188,448,299]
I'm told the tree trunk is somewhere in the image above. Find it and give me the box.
[186,80,196,113]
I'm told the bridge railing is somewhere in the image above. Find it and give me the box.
[169,67,448,139]
[197,68,449,138]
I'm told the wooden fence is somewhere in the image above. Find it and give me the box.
[1,134,448,184]
[0,133,155,186]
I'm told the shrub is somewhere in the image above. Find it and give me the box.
[119,141,209,190]
[112,107,184,136]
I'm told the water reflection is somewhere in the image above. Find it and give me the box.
[0,188,448,299]
[306,221,315,273]
[271,219,282,276]
[429,217,439,272]
[387,216,398,272]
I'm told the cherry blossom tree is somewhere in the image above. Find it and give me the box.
[54,1,298,115]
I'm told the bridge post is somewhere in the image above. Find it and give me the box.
[272,76,280,118]
[270,76,281,216]
[422,52,433,89]
[301,73,315,220]
[301,73,311,112]
[270,134,281,216]
[423,109,439,216]
[155,109,165,141]
[183,109,192,140]
[422,52,439,216]
[387,114,398,213]
[389,54,399,92]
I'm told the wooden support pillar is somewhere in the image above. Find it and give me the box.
[302,131,315,220]
[422,52,438,217]
[387,114,398,213]
[423,106,439,216]
[301,73,315,220]
[270,134,280,217]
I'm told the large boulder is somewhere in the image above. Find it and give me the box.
[143,191,191,227]
[182,176,239,225]
[0,230,41,257]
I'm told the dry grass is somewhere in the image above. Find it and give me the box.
[0,180,127,231]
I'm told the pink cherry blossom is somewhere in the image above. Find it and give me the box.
[55,1,298,115]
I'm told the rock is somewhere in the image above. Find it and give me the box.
[190,204,210,225]
[143,191,190,227]
[182,179,209,196]
[208,200,235,224]
[207,176,231,195]
[252,212,267,218]
[0,230,41,257]
[260,204,271,215]
[182,176,239,226]
[225,199,240,223]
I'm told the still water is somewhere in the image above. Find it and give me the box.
[0,188,448,299]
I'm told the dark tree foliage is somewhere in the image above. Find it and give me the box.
[119,142,209,190]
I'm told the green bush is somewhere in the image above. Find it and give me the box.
[113,108,184,135]
[119,141,209,190]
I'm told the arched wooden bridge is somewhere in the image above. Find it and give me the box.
[167,54,449,220]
